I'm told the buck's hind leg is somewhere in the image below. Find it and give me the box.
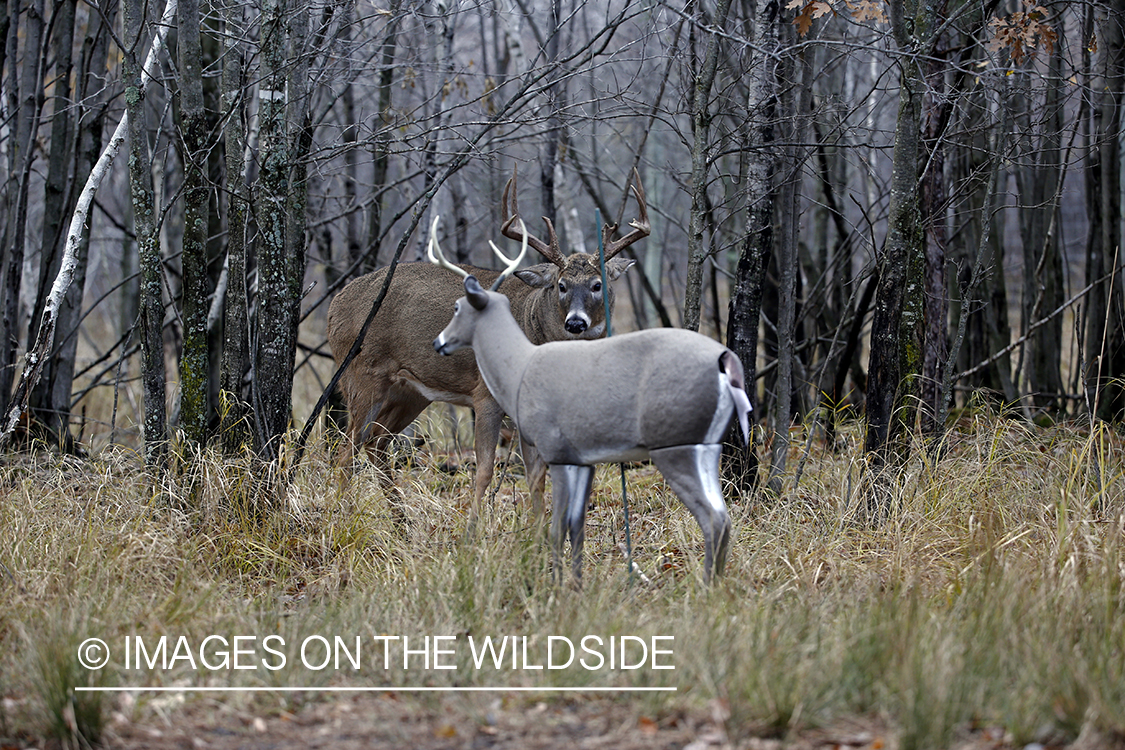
[549,464,594,584]
[649,444,732,583]
[338,365,393,471]
[358,383,431,526]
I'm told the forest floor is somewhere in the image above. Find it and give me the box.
[4,414,1125,750]
[99,692,1099,750]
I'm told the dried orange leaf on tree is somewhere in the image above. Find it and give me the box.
[988,2,1056,64]
[793,5,814,35]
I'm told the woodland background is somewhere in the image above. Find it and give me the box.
[0,0,1122,498]
[2,0,1125,745]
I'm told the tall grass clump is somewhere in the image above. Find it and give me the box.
[2,410,1124,747]
[25,610,111,748]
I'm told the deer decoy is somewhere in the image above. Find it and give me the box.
[429,217,751,583]
[327,168,649,514]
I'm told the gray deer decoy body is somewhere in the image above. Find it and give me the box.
[428,218,751,583]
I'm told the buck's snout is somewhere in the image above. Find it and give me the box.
[565,313,590,334]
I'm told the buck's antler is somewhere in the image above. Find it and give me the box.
[500,166,565,268]
[601,168,651,260]
[428,214,529,291]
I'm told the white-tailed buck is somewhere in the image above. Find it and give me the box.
[327,169,648,509]
[430,218,752,583]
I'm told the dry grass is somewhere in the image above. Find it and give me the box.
[1,408,1124,749]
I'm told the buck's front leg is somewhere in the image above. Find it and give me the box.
[549,464,594,584]
[649,444,732,583]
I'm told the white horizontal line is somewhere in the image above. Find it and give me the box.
[74,686,676,693]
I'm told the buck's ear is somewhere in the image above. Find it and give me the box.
[605,257,636,281]
[465,275,489,310]
[513,264,558,288]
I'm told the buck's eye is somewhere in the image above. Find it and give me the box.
[558,281,567,293]
[453,301,460,314]
[592,281,602,293]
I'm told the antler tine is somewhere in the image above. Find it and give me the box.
[500,165,566,267]
[427,214,470,280]
[603,167,651,260]
[488,218,529,291]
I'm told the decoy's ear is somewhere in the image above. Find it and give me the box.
[465,275,489,311]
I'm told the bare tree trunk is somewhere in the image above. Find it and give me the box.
[47,2,113,443]
[202,19,224,435]
[450,179,471,263]
[252,0,317,459]
[219,0,249,454]
[539,0,562,237]
[984,201,1017,400]
[124,0,169,466]
[177,0,210,446]
[810,111,864,451]
[416,0,456,261]
[683,0,734,332]
[1084,0,1125,420]
[950,79,1017,406]
[27,0,77,444]
[365,0,402,271]
[721,0,782,494]
[864,0,931,509]
[767,24,814,495]
[941,118,1003,435]
[642,143,667,327]
[252,0,294,458]
[1014,41,1065,417]
[0,0,45,416]
[919,45,949,442]
[284,0,313,368]
[340,3,360,280]
[325,45,354,431]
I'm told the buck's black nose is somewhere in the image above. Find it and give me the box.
[565,318,588,334]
